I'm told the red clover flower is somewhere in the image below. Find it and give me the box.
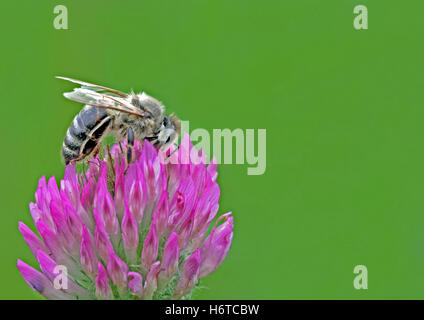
[17,134,234,300]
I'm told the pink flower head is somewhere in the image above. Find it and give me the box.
[18,135,234,299]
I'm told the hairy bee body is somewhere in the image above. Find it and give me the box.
[62,105,114,164]
[58,77,181,165]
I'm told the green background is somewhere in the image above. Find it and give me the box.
[1,0,423,299]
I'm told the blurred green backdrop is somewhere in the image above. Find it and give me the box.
[1,0,423,299]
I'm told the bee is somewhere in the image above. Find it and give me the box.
[57,76,181,165]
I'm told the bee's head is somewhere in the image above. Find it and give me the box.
[157,114,181,151]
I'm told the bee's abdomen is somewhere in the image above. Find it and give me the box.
[62,105,111,164]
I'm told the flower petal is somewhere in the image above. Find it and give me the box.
[93,208,113,263]
[36,250,90,299]
[17,259,72,300]
[114,157,126,220]
[80,226,98,279]
[168,177,196,230]
[173,249,201,299]
[121,201,139,264]
[143,261,160,299]
[95,262,112,300]
[128,271,143,298]
[178,211,194,250]
[199,213,234,278]
[94,163,119,236]
[127,176,146,224]
[152,188,169,238]
[158,232,179,288]
[106,245,128,290]
[19,222,49,258]
[141,223,158,270]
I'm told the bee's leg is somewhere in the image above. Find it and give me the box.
[126,127,134,166]
[92,147,100,159]
[166,142,180,160]
[106,144,116,177]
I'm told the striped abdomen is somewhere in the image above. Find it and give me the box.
[62,105,114,164]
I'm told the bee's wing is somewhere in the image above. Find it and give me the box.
[63,88,149,118]
[56,76,127,98]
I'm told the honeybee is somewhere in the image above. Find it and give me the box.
[57,76,181,165]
